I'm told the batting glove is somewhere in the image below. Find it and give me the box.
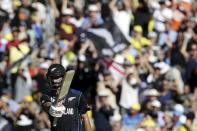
[49,105,66,117]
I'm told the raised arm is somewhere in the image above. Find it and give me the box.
[49,0,60,18]
[109,0,118,12]
[180,33,191,60]
[81,113,92,131]
[61,0,68,14]
[123,0,132,11]
[78,93,92,131]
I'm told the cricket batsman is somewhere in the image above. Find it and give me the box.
[40,64,92,131]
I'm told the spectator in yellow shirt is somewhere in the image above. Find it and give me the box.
[130,25,151,52]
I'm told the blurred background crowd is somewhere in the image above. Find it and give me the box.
[0,0,196,131]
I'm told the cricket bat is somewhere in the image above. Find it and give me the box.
[52,70,75,127]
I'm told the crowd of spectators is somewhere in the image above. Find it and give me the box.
[0,0,196,131]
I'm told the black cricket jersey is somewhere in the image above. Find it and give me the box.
[40,89,88,131]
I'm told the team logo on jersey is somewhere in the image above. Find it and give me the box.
[68,97,76,102]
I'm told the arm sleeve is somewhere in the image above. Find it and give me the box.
[78,93,89,115]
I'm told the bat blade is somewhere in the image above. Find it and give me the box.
[57,70,75,101]
[53,70,75,127]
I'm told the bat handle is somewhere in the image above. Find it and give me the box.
[52,100,64,127]
[52,102,58,127]
[53,118,58,127]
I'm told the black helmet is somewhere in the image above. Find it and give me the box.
[46,64,66,78]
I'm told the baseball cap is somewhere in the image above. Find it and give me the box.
[23,96,33,103]
[134,25,143,33]
[39,62,50,70]
[144,89,160,96]
[154,62,170,74]
[173,104,184,116]
[131,103,141,111]
[88,4,99,12]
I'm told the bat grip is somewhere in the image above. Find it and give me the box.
[52,101,58,127]
[53,118,58,127]
[52,98,65,127]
